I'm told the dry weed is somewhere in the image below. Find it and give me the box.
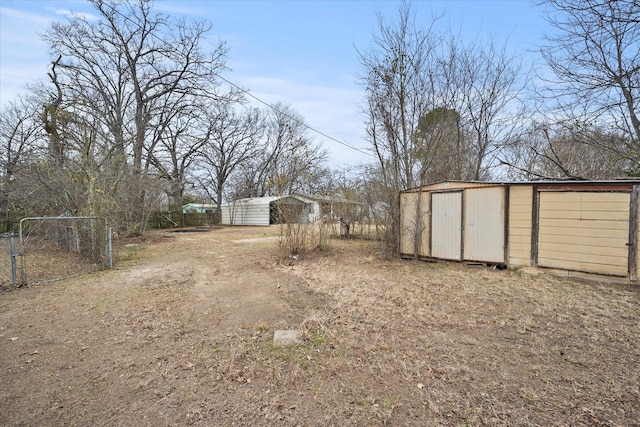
[1,227,638,426]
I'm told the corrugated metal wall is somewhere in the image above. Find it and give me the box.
[401,186,506,263]
[431,192,462,260]
[464,187,505,263]
[221,201,270,226]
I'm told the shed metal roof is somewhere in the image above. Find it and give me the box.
[402,179,640,193]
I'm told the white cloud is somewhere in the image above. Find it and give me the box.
[153,3,200,15]
[0,6,50,25]
[51,8,99,20]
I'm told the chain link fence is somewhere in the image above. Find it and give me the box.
[0,217,113,288]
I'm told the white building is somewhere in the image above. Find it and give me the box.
[220,196,316,226]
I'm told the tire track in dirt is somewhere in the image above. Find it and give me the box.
[121,228,328,331]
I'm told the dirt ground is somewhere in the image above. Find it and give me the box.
[1,226,639,426]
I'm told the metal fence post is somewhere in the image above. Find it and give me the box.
[18,220,26,286]
[9,233,17,287]
[107,227,113,269]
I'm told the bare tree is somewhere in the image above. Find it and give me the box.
[359,3,440,192]
[358,164,390,240]
[230,102,327,199]
[21,76,130,223]
[42,56,66,167]
[198,103,264,221]
[263,104,327,196]
[146,104,209,213]
[41,0,228,233]
[358,2,440,254]
[0,96,44,220]
[538,0,640,168]
[501,121,631,180]
[499,0,639,180]
[456,39,523,179]
[359,3,523,255]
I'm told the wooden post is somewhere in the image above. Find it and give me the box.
[460,190,465,261]
[530,186,539,267]
[627,186,639,281]
[503,185,510,266]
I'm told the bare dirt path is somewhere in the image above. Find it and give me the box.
[1,226,639,426]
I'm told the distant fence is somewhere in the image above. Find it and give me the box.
[1,218,21,234]
[319,220,385,241]
[149,211,217,229]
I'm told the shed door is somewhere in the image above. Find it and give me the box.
[537,191,630,276]
[431,191,462,261]
[464,187,505,263]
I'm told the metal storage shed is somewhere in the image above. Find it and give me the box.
[220,196,316,226]
[400,180,640,281]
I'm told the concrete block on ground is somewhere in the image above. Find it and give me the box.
[273,329,303,346]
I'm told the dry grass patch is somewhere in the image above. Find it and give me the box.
[0,227,638,426]
[285,239,640,426]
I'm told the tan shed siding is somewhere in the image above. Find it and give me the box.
[463,187,505,263]
[636,188,640,278]
[399,192,417,256]
[537,191,630,276]
[399,192,431,257]
[508,185,533,266]
[537,259,627,276]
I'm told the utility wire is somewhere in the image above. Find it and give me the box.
[100,1,375,159]
[216,73,374,158]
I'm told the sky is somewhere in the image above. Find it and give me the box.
[0,0,550,170]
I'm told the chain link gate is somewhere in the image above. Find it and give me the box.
[15,217,112,287]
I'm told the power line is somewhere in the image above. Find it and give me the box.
[217,73,374,158]
[103,1,375,159]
